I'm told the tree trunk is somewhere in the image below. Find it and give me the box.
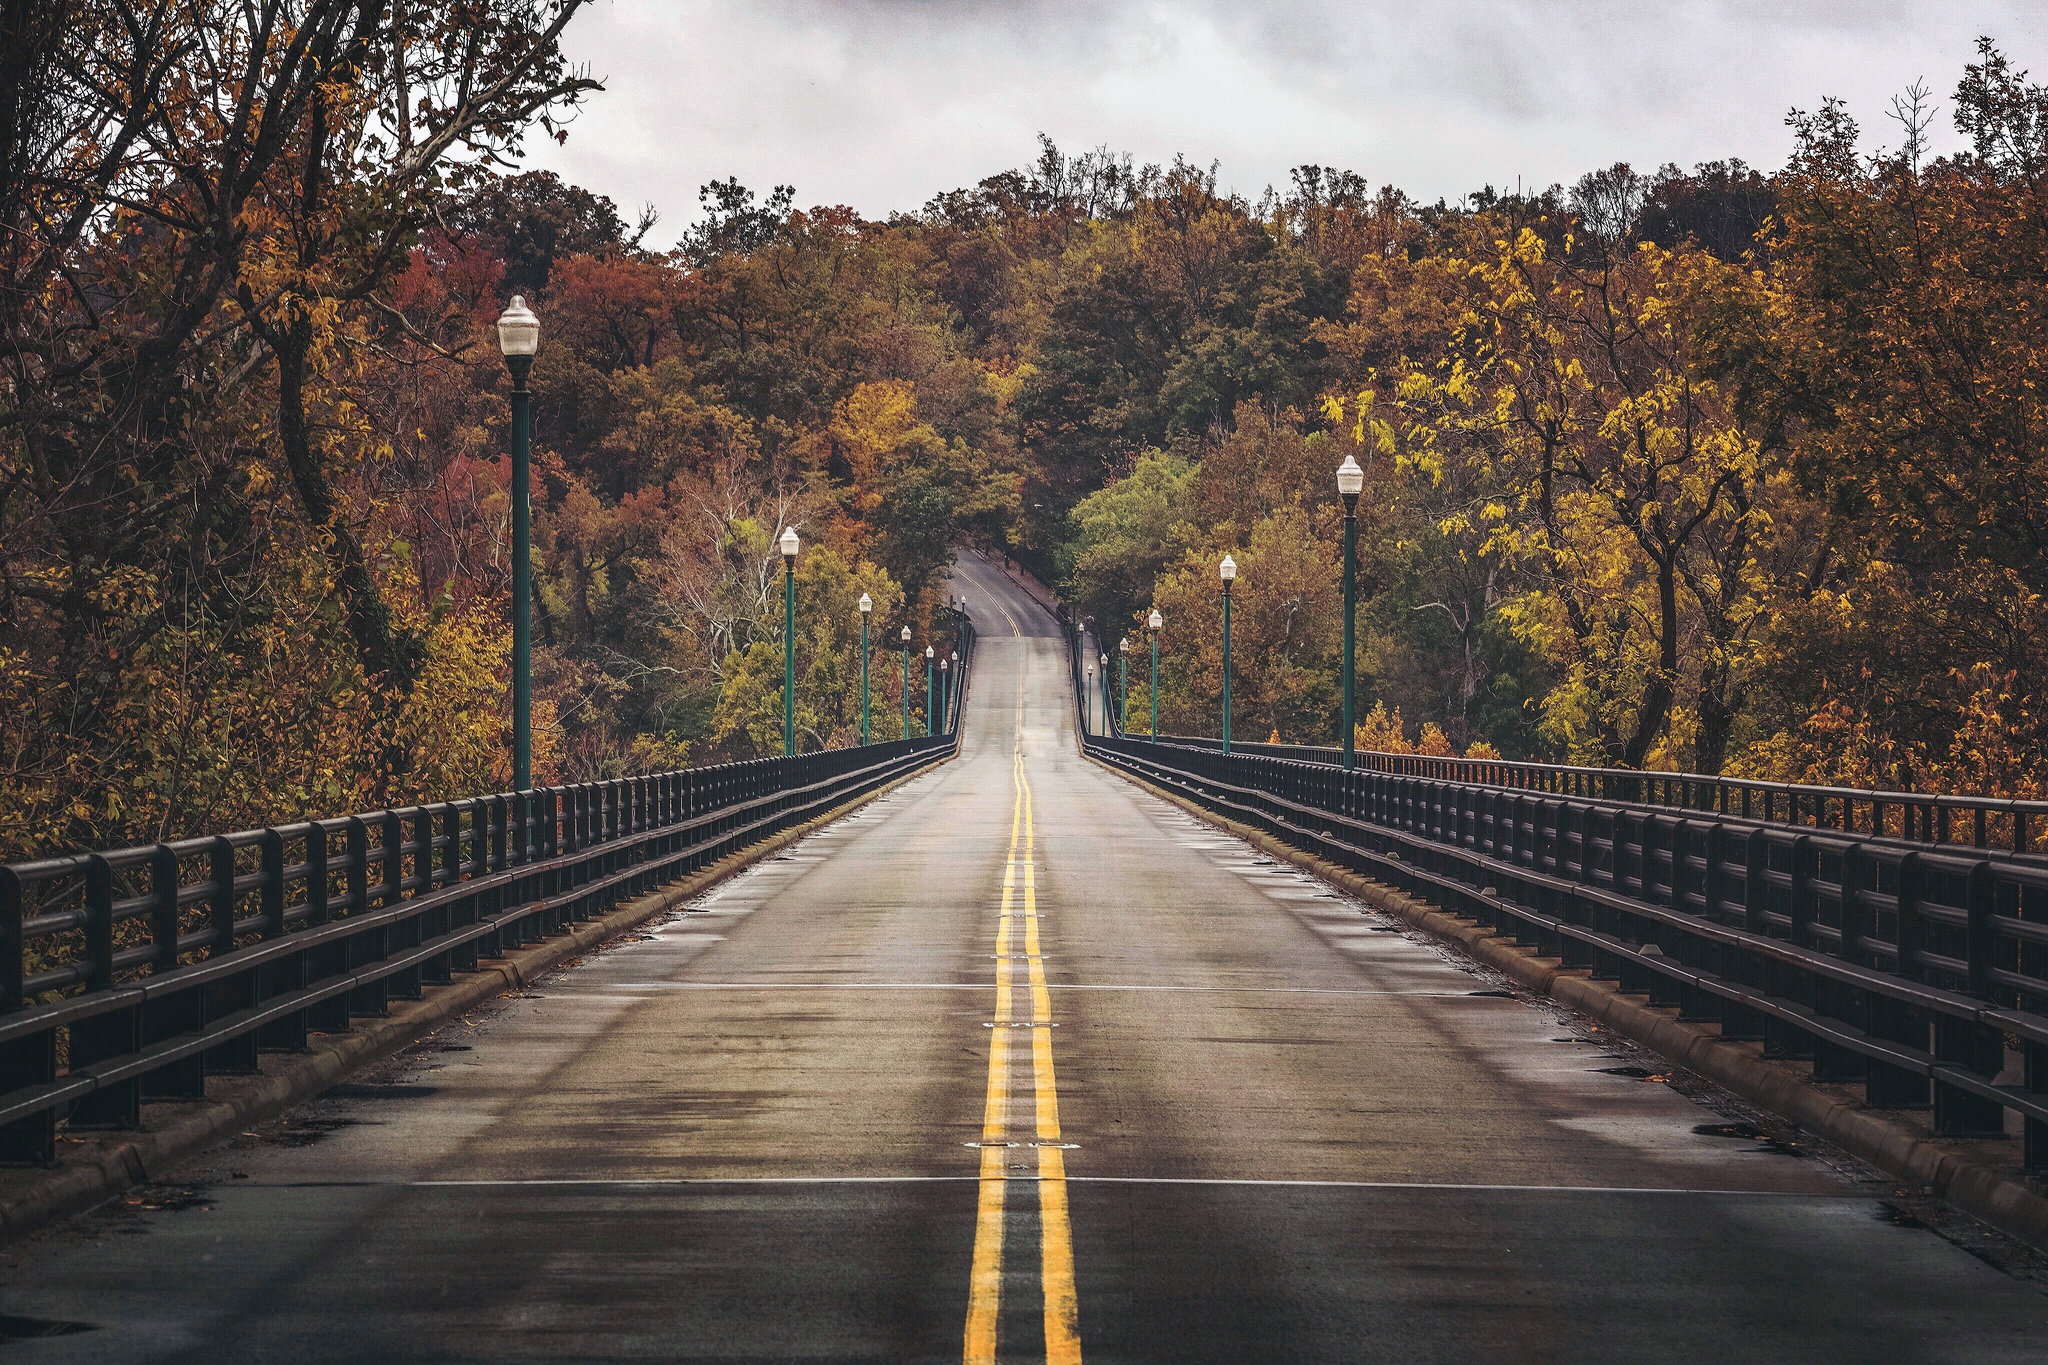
[273,309,424,690]
[1696,660,1738,776]
[1620,554,1680,768]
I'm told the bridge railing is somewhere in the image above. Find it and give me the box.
[0,619,975,1166]
[1061,615,2048,1170]
[1141,734,2048,857]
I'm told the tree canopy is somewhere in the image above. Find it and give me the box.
[8,21,2048,859]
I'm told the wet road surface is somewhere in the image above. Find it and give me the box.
[3,553,2044,1362]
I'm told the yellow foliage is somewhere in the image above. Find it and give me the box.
[1354,701,1412,754]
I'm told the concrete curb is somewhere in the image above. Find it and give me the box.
[0,760,945,1246]
[1098,759,2048,1253]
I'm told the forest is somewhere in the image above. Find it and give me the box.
[5,4,2048,861]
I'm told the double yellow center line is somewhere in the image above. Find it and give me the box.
[964,749,1081,1363]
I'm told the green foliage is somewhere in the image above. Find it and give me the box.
[711,548,912,754]
[1063,451,1197,633]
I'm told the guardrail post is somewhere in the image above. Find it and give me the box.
[1760,836,1817,1061]
[1863,851,1931,1108]
[0,867,55,1164]
[1933,864,2009,1136]
[1710,831,1769,1043]
[0,867,20,1014]
[255,828,310,1053]
[386,811,431,1000]
[198,834,260,1078]
[1812,842,1869,1083]
[337,817,383,1022]
[148,841,184,982]
[68,854,141,1129]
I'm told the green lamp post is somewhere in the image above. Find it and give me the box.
[924,645,934,737]
[939,656,950,735]
[858,593,872,745]
[1220,554,1236,755]
[780,526,799,756]
[1337,453,1364,770]
[496,295,540,790]
[1147,609,1162,739]
[900,625,912,742]
[1085,659,1096,734]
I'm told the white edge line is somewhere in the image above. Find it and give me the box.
[582,983,1515,997]
[391,1177,1860,1197]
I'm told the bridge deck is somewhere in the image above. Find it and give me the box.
[3,554,2043,1361]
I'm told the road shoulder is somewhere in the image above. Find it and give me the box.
[0,760,948,1246]
[1093,756,2048,1254]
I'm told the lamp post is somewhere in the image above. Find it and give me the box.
[925,645,935,737]
[496,296,540,789]
[1099,652,1110,735]
[858,593,872,746]
[1337,454,1364,771]
[1148,609,1162,739]
[1085,660,1096,735]
[780,527,799,757]
[1118,636,1130,735]
[1220,554,1236,755]
[950,650,959,732]
[939,656,950,735]
[901,625,912,741]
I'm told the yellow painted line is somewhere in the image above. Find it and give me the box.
[969,565,1024,636]
[966,682,1083,1363]
[963,763,1022,1363]
[991,595,1022,637]
[1019,759,1083,1362]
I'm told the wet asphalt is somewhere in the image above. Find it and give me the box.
[1,553,2043,1362]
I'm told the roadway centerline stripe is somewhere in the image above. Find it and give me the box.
[1020,757,1082,1363]
[962,754,1022,1364]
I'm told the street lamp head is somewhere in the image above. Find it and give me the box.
[1148,609,1163,632]
[496,295,541,358]
[951,650,958,662]
[925,645,934,658]
[901,625,912,643]
[1336,453,1365,500]
[779,526,800,561]
[1119,636,1129,654]
[941,657,949,672]
[858,592,872,615]
[1220,554,1237,583]
[1100,652,1108,667]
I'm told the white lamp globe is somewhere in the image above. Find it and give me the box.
[1336,454,1365,498]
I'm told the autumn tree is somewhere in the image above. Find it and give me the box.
[0,0,597,856]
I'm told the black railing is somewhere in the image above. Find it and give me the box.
[1145,735,2048,856]
[1064,618,2048,1170]
[0,624,975,1166]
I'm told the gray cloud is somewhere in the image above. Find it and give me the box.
[527,1,2047,247]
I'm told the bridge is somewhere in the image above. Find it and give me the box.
[2,553,2046,1360]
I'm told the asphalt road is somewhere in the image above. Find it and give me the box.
[3,552,2044,1362]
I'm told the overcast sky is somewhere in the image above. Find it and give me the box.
[526,1,2048,248]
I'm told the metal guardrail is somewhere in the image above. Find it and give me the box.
[1064,617,2048,1171]
[1145,735,2048,857]
[0,622,975,1166]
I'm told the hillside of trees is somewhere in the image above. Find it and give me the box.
[6,10,2047,859]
